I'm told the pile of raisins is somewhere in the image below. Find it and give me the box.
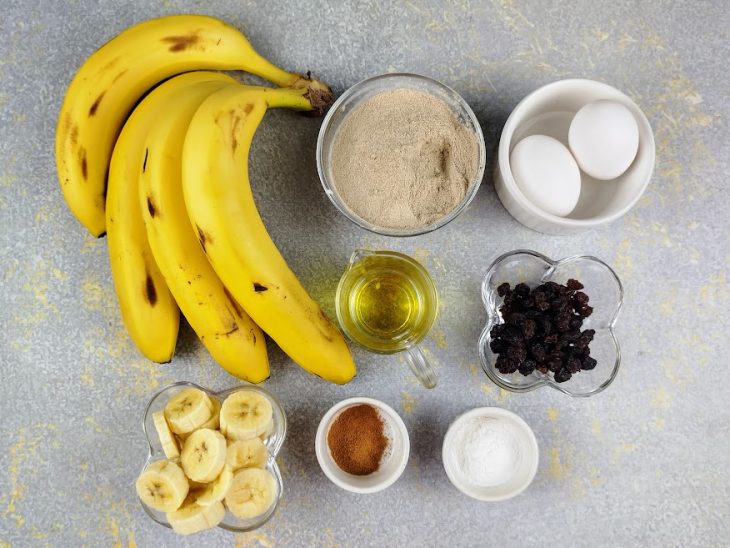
[489,279,596,383]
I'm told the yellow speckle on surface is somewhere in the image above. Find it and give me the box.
[81,273,105,311]
[413,248,430,265]
[650,386,673,409]
[699,271,728,304]
[431,329,448,349]
[548,447,569,480]
[127,531,137,548]
[613,239,634,279]
[654,417,666,430]
[547,407,559,422]
[401,391,417,415]
[84,417,109,434]
[591,419,603,438]
[234,530,274,547]
[468,363,479,377]
[80,364,94,387]
[480,382,496,398]
[611,443,637,463]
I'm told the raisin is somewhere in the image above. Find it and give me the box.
[507,345,527,363]
[554,368,572,383]
[502,326,524,345]
[530,343,546,362]
[519,359,537,376]
[497,282,512,297]
[489,338,506,354]
[520,319,534,339]
[566,279,583,290]
[573,291,589,306]
[582,356,598,370]
[515,283,530,296]
[579,305,594,317]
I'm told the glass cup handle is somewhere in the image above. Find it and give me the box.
[404,345,437,389]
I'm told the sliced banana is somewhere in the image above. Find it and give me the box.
[153,411,180,459]
[225,468,277,519]
[226,438,268,471]
[180,428,227,483]
[166,495,225,535]
[220,390,273,440]
[135,459,189,513]
[198,396,221,431]
[195,465,233,506]
[259,417,274,440]
[164,388,213,435]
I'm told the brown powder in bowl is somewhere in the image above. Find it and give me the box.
[331,88,480,230]
[327,404,388,476]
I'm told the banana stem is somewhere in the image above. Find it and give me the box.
[258,86,330,114]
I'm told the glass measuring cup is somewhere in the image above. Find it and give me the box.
[336,250,438,388]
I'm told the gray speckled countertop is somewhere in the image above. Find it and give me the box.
[1,1,728,546]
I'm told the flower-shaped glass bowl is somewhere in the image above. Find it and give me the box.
[139,381,286,532]
[478,250,623,397]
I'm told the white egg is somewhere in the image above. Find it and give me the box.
[568,100,640,180]
[510,135,581,217]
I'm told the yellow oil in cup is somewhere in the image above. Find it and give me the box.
[336,250,438,388]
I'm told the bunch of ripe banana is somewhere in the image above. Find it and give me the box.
[55,15,355,384]
[137,387,279,534]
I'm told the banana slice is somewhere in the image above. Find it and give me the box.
[259,417,274,440]
[226,438,268,471]
[180,428,227,482]
[195,465,233,506]
[153,411,180,459]
[135,459,189,513]
[220,390,273,440]
[225,468,277,519]
[166,495,225,535]
[165,388,213,435]
[199,396,221,431]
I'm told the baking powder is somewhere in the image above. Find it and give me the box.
[452,416,521,487]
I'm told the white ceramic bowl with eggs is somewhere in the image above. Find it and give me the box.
[494,79,655,234]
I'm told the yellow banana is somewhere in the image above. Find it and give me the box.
[138,79,269,383]
[182,86,356,384]
[108,72,235,363]
[56,14,333,236]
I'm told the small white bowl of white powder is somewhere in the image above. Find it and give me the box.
[442,407,538,501]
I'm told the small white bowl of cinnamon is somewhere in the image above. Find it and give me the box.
[315,397,410,494]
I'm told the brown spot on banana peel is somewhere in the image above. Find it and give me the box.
[144,272,158,306]
[80,148,88,180]
[161,34,200,52]
[223,286,245,317]
[253,283,268,293]
[88,91,105,116]
[146,196,157,218]
[142,148,148,173]
[111,69,128,84]
[230,112,243,153]
[222,322,239,337]
[196,225,212,253]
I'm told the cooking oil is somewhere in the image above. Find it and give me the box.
[336,250,438,353]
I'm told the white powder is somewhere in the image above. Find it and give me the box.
[453,417,521,487]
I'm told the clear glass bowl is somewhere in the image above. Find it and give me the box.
[316,73,487,237]
[478,250,623,397]
[138,381,287,532]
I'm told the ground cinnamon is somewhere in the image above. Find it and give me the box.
[327,404,388,475]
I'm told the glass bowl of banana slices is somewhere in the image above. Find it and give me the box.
[136,381,286,535]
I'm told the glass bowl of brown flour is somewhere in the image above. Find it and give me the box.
[317,73,486,236]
